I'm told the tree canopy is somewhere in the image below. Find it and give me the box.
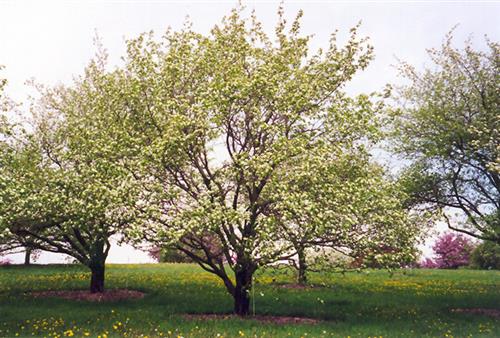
[0,57,139,292]
[392,35,499,244]
[113,8,421,315]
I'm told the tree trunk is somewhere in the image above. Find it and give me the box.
[88,239,109,293]
[233,268,253,316]
[24,247,32,266]
[297,247,307,285]
[89,263,105,293]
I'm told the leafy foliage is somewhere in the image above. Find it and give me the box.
[392,34,500,244]
[0,67,33,260]
[279,159,422,283]
[0,55,140,292]
[470,240,500,270]
[110,6,423,314]
[148,246,195,263]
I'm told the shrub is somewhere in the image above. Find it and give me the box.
[159,248,194,263]
[470,241,500,270]
[148,247,193,263]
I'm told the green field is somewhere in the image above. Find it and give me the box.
[0,264,499,337]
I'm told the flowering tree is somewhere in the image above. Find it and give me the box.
[274,155,421,284]
[423,232,474,269]
[0,233,42,265]
[392,35,499,244]
[0,57,139,292]
[114,7,421,315]
[0,68,36,263]
[0,65,13,162]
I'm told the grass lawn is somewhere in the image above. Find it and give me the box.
[0,264,499,337]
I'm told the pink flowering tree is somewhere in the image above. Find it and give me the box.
[423,233,475,269]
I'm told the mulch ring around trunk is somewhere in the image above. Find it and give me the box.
[30,289,145,302]
[451,308,500,318]
[183,314,321,325]
[277,283,316,290]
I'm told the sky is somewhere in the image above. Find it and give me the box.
[1,0,499,263]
